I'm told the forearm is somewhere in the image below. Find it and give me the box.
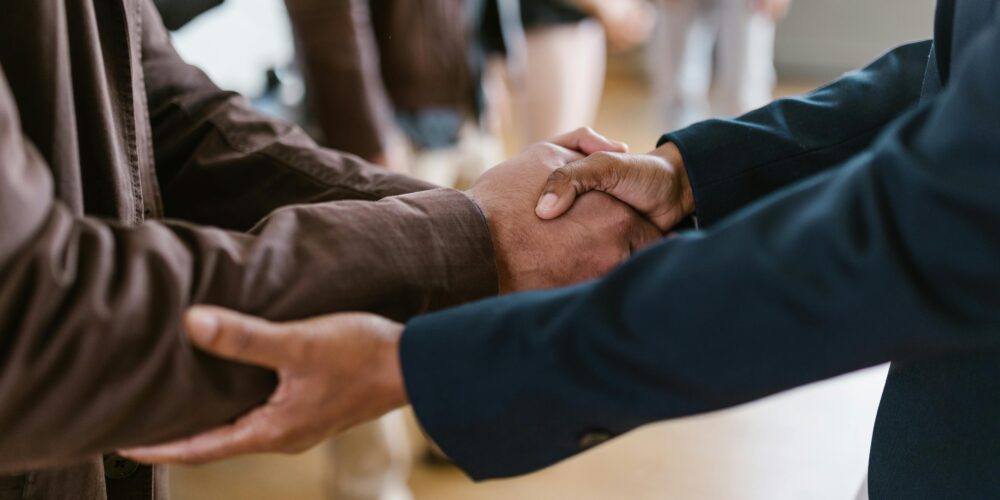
[0,2,496,471]
[403,145,1000,480]
[0,190,495,471]
[150,93,430,230]
[665,40,931,226]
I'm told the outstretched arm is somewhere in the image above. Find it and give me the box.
[400,24,999,479]
[536,40,933,230]
[0,81,494,477]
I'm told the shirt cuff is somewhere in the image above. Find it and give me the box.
[390,188,499,310]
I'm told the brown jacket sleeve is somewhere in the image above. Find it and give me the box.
[281,0,394,160]
[142,0,405,230]
[0,57,495,472]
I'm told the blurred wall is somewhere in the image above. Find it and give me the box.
[172,0,293,96]
[775,0,936,80]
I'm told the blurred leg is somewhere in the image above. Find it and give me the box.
[713,0,776,117]
[652,0,716,131]
[283,0,397,164]
[409,148,463,188]
[513,19,607,148]
[325,411,413,500]
[408,124,504,189]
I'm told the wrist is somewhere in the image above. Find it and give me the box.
[651,142,695,217]
[464,189,516,293]
[373,319,409,412]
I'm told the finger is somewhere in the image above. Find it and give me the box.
[629,216,667,253]
[185,306,291,369]
[548,127,629,156]
[120,410,272,465]
[535,153,621,219]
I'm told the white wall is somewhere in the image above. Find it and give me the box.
[775,0,936,79]
[172,0,293,96]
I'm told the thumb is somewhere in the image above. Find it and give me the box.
[185,306,291,369]
[535,153,621,220]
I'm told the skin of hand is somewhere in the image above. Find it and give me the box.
[120,306,408,465]
[118,129,661,465]
[467,129,664,293]
[577,0,657,52]
[535,142,695,233]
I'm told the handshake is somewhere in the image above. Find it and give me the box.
[467,127,696,293]
[121,128,695,464]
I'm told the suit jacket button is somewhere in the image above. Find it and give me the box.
[103,454,140,479]
[578,430,613,450]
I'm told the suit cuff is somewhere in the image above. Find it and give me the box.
[659,126,736,227]
[399,284,603,481]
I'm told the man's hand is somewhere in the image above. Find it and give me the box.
[468,128,663,293]
[120,306,406,465]
[535,142,695,233]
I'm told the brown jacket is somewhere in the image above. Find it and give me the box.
[0,1,497,499]
[284,0,474,158]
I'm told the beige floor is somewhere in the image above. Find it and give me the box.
[170,74,888,500]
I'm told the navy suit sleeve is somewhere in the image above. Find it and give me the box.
[665,41,931,226]
[399,26,1000,480]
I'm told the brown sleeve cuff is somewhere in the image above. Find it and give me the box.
[383,188,499,312]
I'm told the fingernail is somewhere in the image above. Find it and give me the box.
[537,193,559,214]
[187,308,219,341]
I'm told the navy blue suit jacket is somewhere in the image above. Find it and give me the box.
[402,1,1000,497]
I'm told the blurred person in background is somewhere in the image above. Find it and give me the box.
[282,0,656,186]
[482,0,655,150]
[284,0,504,189]
[652,0,791,130]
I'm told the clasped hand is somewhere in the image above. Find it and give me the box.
[120,129,694,465]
